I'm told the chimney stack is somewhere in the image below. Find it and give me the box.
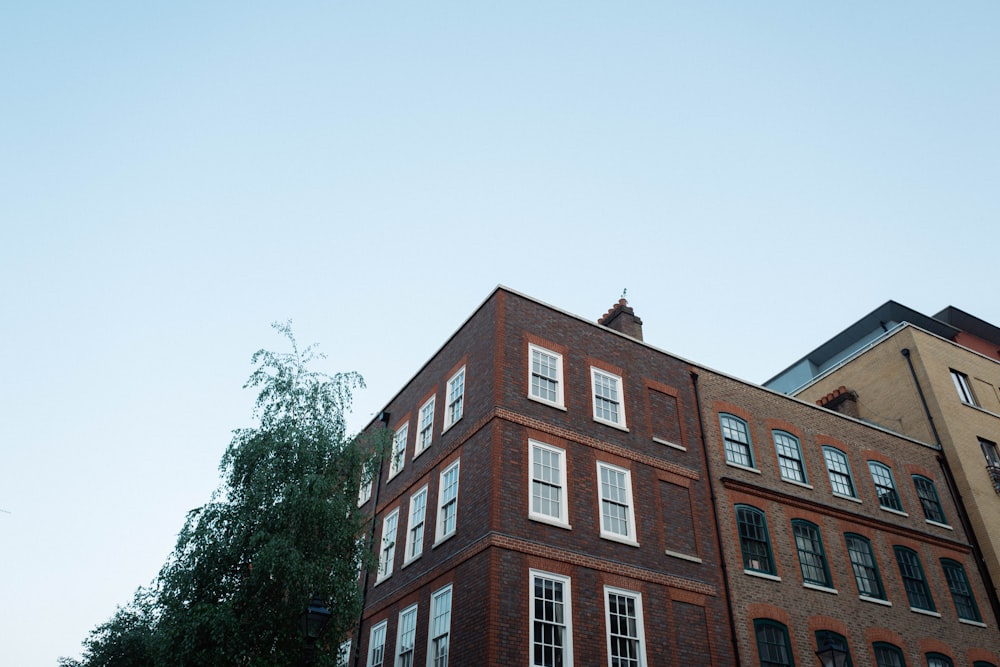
[598,298,644,341]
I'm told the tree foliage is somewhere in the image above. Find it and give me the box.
[65,323,384,666]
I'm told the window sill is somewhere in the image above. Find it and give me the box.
[726,461,762,474]
[387,469,403,482]
[803,583,838,595]
[744,570,781,582]
[832,492,862,504]
[959,618,987,628]
[374,574,391,587]
[781,478,813,490]
[593,417,629,432]
[860,595,892,607]
[925,519,953,530]
[432,532,455,549]
[600,533,640,548]
[665,549,702,563]
[402,555,421,569]
[413,446,429,460]
[653,437,686,451]
[879,506,908,518]
[527,395,567,411]
[909,607,941,618]
[529,515,572,530]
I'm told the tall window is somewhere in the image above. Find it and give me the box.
[591,368,626,427]
[597,462,636,543]
[416,397,435,455]
[604,587,646,667]
[377,509,399,582]
[428,585,453,667]
[981,438,1000,467]
[368,620,387,667]
[869,462,903,512]
[436,460,461,542]
[823,447,856,498]
[404,485,428,564]
[445,367,465,430]
[359,478,373,506]
[736,505,775,575]
[845,533,885,600]
[792,520,831,587]
[389,423,408,479]
[951,370,978,406]
[773,431,807,484]
[338,641,352,667]
[531,571,572,667]
[873,643,906,667]
[754,619,794,667]
[941,559,981,622]
[815,631,852,667]
[720,414,755,468]
[912,475,947,525]
[396,604,417,667]
[530,441,569,526]
[927,654,955,667]
[894,546,935,612]
[530,345,564,407]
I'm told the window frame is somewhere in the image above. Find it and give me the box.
[720,414,756,470]
[435,459,461,544]
[404,485,428,565]
[869,461,905,513]
[894,546,936,613]
[530,570,573,667]
[844,533,886,601]
[873,642,906,667]
[754,618,795,667]
[940,558,982,623]
[603,586,646,667]
[823,446,857,499]
[773,430,808,485]
[951,369,978,406]
[444,367,466,432]
[529,440,570,528]
[529,344,565,408]
[338,640,352,667]
[736,504,777,577]
[416,396,435,457]
[980,437,1000,467]
[926,654,955,667]
[591,367,627,429]
[359,478,373,507]
[389,422,408,479]
[396,603,418,667]
[427,584,453,667]
[912,475,948,526]
[791,519,833,589]
[596,461,638,545]
[368,619,388,667]
[377,508,399,582]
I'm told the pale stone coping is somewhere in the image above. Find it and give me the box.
[665,549,702,563]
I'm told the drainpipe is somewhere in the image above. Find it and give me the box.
[900,348,1000,625]
[352,411,391,667]
[690,371,743,666]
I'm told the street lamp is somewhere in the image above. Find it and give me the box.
[815,637,849,667]
[300,596,332,666]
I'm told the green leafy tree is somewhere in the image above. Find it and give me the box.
[67,323,384,666]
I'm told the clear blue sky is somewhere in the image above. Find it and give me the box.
[2,3,998,664]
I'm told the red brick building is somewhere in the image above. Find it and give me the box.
[349,288,735,666]
[695,368,1000,667]
[343,288,1000,667]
